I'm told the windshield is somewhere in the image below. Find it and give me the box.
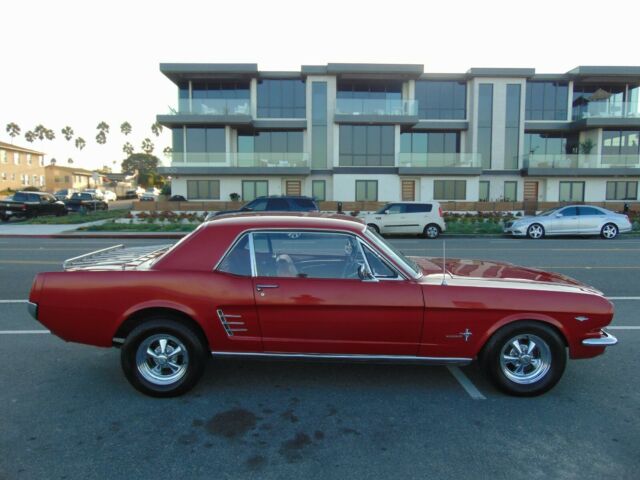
[538,207,559,216]
[364,227,421,278]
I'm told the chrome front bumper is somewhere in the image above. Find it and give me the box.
[582,329,618,347]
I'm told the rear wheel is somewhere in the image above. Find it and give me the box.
[423,224,441,239]
[527,223,544,239]
[481,321,566,396]
[367,224,380,234]
[600,223,618,239]
[121,316,207,397]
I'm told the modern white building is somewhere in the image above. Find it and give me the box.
[157,63,640,205]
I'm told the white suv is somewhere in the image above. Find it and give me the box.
[362,202,446,239]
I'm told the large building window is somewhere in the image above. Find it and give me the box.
[478,84,493,169]
[187,180,220,200]
[355,180,378,201]
[312,180,326,201]
[504,181,518,201]
[601,130,640,164]
[504,84,521,169]
[311,82,328,169]
[257,79,306,118]
[572,84,626,120]
[525,82,568,120]
[524,133,579,156]
[242,180,268,201]
[434,180,466,200]
[479,181,490,202]
[415,80,466,119]
[337,80,402,100]
[339,125,394,166]
[606,181,638,200]
[559,181,585,202]
[189,80,250,115]
[182,128,225,163]
[400,132,460,153]
[238,131,303,154]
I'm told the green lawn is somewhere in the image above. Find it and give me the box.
[24,210,128,225]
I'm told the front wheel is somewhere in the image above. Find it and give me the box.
[481,321,566,396]
[601,223,618,239]
[423,224,441,239]
[367,223,380,234]
[121,317,207,397]
[527,223,545,239]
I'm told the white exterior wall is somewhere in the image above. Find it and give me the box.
[480,174,524,201]
[332,174,400,202]
[419,176,479,202]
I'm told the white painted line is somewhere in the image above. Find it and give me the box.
[0,300,28,304]
[447,366,486,400]
[607,297,640,300]
[0,330,50,334]
[607,326,640,330]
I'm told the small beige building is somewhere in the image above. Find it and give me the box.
[0,141,46,192]
[45,165,102,192]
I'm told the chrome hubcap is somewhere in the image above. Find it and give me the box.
[528,225,543,238]
[135,334,189,385]
[426,226,438,238]
[500,334,551,384]
[603,225,617,238]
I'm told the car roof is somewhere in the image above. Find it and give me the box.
[17,191,47,195]
[251,195,315,200]
[204,212,364,230]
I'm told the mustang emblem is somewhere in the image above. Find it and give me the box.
[446,328,473,342]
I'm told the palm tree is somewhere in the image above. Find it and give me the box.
[5,123,21,143]
[151,122,163,137]
[61,126,74,141]
[120,122,132,136]
[122,142,134,156]
[141,138,154,154]
[50,158,57,165]
[75,137,86,150]
[96,131,107,145]
[33,124,48,140]
[44,129,55,141]
[24,131,36,142]
[96,121,110,133]
[67,158,74,165]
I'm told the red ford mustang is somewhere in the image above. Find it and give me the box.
[28,213,617,397]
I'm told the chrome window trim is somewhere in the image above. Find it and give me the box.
[363,226,422,279]
[358,239,404,281]
[248,232,257,277]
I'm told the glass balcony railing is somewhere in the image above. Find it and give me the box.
[572,101,640,120]
[335,98,418,116]
[167,152,309,168]
[169,98,252,116]
[525,154,640,169]
[398,152,481,168]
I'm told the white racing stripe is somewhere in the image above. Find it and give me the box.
[0,300,28,304]
[447,366,486,400]
[0,330,50,334]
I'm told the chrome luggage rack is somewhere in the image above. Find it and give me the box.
[63,244,172,271]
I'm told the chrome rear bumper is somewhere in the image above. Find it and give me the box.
[582,329,618,347]
[27,301,38,320]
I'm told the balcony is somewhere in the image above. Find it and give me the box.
[524,154,640,176]
[159,152,310,175]
[334,99,419,125]
[157,98,252,127]
[398,153,482,175]
[571,101,640,128]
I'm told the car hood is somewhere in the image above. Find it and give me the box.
[409,256,600,293]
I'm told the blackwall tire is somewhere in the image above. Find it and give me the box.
[423,224,441,239]
[527,223,545,239]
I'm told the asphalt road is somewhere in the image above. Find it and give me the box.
[1,236,639,479]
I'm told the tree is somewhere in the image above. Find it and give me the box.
[96,131,107,145]
[141,138,154,154]
[44,128,55,141]
[61,126,74,141]
[50,158,57,165]
[162,146,172,156]
[75,137,86,150]
[33,124,48,140]
[122,142,134,156]
[5,123,21,142]
[151,122,163,137]
[96,121,110,134]
[121,153,161,187]
[120,121,132,136]
[24,131,35,142]
[67,158,74,165]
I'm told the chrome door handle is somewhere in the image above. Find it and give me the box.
[256,284,279,291]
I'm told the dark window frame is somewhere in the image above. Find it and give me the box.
[355,180,378,201]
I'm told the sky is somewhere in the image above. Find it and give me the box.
[2,0,639,171]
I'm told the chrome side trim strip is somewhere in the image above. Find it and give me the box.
[582,329,618,346]
[211,351,472,365]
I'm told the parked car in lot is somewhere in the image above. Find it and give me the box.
[139,188,160,201]
[83,188,104,200]
[123,190,138,200]
[504,205,632,239]
[361,202,446,239]
[169,195,187,202]
[205,195,319,221]
[102,190,117,202]
[54,189,76,201]
[64,192,108,212]
[0,191,67,221]
[28,213,617,397]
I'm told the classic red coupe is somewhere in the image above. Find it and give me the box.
[28,213,617,397]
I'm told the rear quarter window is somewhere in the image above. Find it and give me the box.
[289,198,318,211]
[13,193,28,202]
[406,204,432,213]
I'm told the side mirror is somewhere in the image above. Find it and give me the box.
[384,210,390,214]
[555,213,563,217]
[241,206,252,211]
[357,263,377,282]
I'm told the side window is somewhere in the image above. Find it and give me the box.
[248,199,268,211]
[579,207,603,216]
[252,232,364,279]
[290,198,317,211]
[267,198,289,210]
[405,204,432,213]
[28,194,40,202]
[218,235,252,276]
[560,207,578,216]
[386,204,406,214]
[362,244,398,278]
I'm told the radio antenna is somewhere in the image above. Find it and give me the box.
[441,240,447,286]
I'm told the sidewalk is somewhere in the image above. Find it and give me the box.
[0,220,111,238]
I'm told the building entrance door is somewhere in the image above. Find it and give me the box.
[401,180,416,201]
[523,181,539,215]
[285,180,302,196]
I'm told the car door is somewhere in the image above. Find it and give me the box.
[250,230,424,355]
[578,206,606,234]
[266,198,289,211]
[379,204,409,234]
[405,203,432,234]
[547,206,579,234]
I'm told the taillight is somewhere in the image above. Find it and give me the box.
[438,206,443,217]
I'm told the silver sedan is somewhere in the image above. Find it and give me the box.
[504,205,633,239]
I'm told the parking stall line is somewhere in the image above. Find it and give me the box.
[607,326,640,330]
[447,366,486,400]
[0,330,50,334]
[0,300,28,304]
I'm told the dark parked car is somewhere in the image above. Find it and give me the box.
[54,189,76,201]
[0,191,67,221]
[123,190,138,200]
[64,192,108,212]
[205,195,319,221]
[169,195,187,202]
